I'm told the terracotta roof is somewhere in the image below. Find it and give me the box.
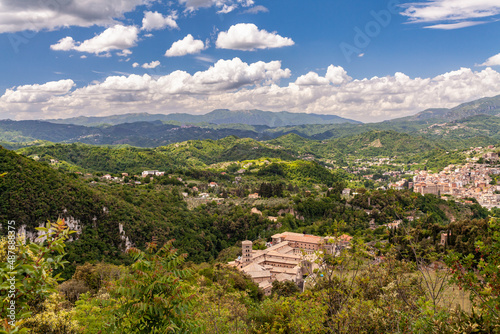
[284,235,322,244]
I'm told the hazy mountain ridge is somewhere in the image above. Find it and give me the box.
[46,109,361,127]
[397,94,500,122]
[1,95,500,148]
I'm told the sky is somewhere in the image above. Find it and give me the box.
[1,0,500,123]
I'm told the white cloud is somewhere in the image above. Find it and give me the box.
[0,79,75,103]
[295,72,330,86]
[50,37,76,51]
[3,63,500,123]
[216,23,294,51]
[142,61,161,69]
[117,49,133,57]
[132,62,140,68]
[0,0,156,33]
[165,34,205,57]
[244,5,269,14]
[142,11,178,31]
[424,21,488,29]
[478,53,500,66]
[50,25,139,55]
[178,0,214,12]
[401,0,500,29]
[325,65,352,85]
[217,4,237,14]
[179,0,254,13]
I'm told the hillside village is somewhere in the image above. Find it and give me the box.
[412,151,500,209]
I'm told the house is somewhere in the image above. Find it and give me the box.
[192,186,199,192]
[484,152,499,162]
[142,170,159,177]
[385,220,402,229]
[209,182,218,188]
[248,193,260,199]
[251,207,262,215]
[102,174,112,180]
[342,188,351,196]
[122,173,129,177]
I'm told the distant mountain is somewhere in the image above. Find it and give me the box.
[0,120,271,147]
[46,109,361,127]
[398,94,500,122]
[3,95,500,149]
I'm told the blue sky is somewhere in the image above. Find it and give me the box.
[1,0,500,122]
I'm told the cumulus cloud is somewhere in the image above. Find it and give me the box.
[165,34,205,57]
[216,23,294,51]
[142,11,178,31]
[401,0,500,29]
[50,25,139,55]
[142,60,161,69]
[294,65,351,87]
[3,62,500,123]
[478,53,500,66]
[132,62,140,68]
[0,79,75,104]
[295,72,330,86]
[0,0,155,33]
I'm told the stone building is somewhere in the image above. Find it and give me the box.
[229,232,350,295]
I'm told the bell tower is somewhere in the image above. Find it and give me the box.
[242,240,253,263]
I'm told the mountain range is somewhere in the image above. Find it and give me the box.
[0,95,499,148]
[46,109,361,127]
[396,94,500,122]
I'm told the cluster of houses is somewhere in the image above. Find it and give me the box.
[413,156,500,209]
[228,232,352,295]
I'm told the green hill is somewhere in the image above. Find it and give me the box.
[0,146,287,276]
[17,136,297,174]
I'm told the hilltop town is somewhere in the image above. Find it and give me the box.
[412,151,500,209]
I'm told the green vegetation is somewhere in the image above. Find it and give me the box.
[1,105,500,333]
[2,218,499,333]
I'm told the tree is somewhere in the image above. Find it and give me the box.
[271,280,300,298]
[447,218,500,330]
[306,221,366,332]
[0,219,75,334]
[109,238,199,333]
